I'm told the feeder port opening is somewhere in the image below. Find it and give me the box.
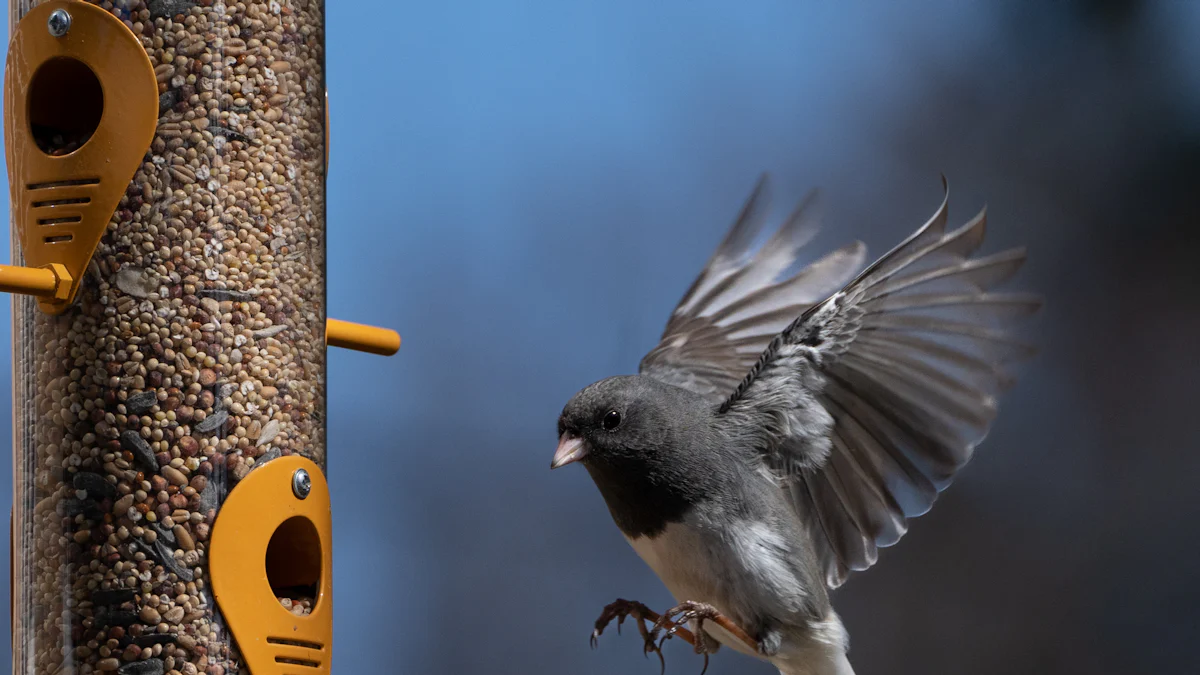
[28,56,103,156]
[266,515,323,615]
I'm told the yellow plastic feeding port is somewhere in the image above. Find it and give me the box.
[3,0,159,314]
[210,456,334,675]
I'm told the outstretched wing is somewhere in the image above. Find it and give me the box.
[718,179,1040,588]
[639,175,867,401]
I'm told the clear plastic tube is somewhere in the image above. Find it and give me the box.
[10,2,327,673]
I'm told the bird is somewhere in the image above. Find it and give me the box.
[550,175,1039,675]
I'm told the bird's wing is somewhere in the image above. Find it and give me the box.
[717,179,1039,588]
[638,175,867,401]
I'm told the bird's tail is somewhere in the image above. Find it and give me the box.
[774,650,856,675]
[770,615,856,675]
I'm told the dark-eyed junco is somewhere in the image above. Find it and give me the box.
[551,176,1038,675]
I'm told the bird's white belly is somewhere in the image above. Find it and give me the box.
[624,526,859,672]
[624,522,855,673]
[625,524,718,606]
[624,522,762,657]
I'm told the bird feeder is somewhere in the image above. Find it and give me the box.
[4,2,397,673]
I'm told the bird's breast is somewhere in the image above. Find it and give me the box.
[625,523,720,605]
[624,514,824,653]
[625,523,762,655]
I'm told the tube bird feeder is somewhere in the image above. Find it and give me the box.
[3,1,399,673]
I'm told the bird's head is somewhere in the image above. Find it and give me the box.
[551,375,678,470]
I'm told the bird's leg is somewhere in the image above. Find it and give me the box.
[591,598,700,672]
[651,600,759,658]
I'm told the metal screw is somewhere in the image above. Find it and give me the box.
[292,468,311,499]
[47,9,71,37]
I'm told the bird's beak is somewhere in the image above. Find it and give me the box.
[551,434,588,469]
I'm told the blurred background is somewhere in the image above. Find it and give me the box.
[3,0,1199,673]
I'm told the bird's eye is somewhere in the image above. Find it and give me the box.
[603,410,622,430]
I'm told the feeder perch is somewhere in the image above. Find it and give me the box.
[4,2,398,674]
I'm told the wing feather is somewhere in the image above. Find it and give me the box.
[716,178,1039,587]
[639,176,866,400]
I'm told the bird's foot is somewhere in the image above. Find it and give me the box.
[651,600,759,673]
[591,598,699,673]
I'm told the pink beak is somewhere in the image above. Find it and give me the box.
[551,434,588,469]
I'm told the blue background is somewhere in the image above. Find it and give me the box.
[3,1,1200,673]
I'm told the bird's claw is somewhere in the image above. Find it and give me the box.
[651,601,722,657]
[591,598,667,672]
[592,598,726,674]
